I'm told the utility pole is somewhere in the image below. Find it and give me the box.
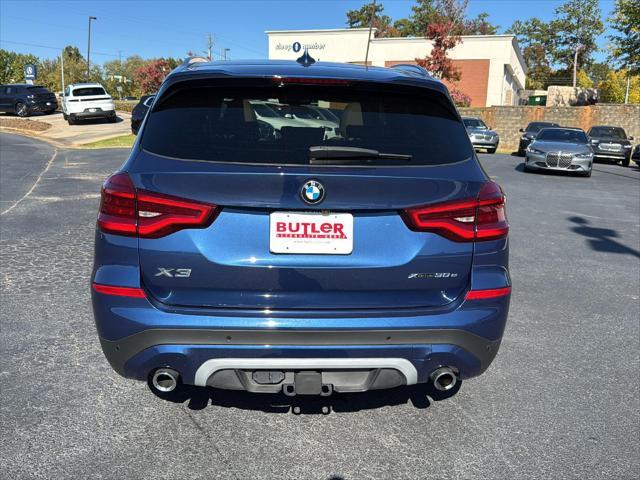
[60,49,65,95]
[364,0,376,67]
[87,16,97,80]
[624,73,630,104]
[572,44,582,88]
[206,33,214,61]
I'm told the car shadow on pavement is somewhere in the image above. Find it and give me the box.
[152,381,461,414]
[569,216,640,259]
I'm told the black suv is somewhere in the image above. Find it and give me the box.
[587,126,634,167]
[131,94,155,135]
[0,84,58,117]
[518,121,559,155]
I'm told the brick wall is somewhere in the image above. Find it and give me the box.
[385,59,489,107]
[458,104,640,151]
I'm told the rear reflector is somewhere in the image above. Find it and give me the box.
[402,180,508,242]
[465,286,511,301]
[92,283,146,298]
[97,172,219,238]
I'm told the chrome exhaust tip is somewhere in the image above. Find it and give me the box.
[430,367,457,392]
[151,368,179,393]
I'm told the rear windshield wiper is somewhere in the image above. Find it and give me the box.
[308,146,412,164]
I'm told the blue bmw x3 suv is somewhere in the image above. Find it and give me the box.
[91,56,510,398]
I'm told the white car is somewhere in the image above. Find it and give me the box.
[61,83,116,125]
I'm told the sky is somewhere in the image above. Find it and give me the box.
[0,0,617,65]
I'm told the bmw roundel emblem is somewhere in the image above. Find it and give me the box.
[301,180,325,204]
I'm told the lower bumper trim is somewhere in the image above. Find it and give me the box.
[194,357,418,387]
[100,328,502,377]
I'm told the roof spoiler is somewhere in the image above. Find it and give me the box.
[389,64,435,80]
[180,56,210,68]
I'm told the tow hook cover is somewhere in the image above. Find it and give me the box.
[294,371,322,395]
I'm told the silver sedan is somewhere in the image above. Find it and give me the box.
[524,128,593,177]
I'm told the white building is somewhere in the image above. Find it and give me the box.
[266,28,527,107]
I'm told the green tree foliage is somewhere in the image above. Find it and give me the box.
[345,1,399,37]
[1,47,180,98]
[587,62,611,86]
[346,0,497,37]
[576,69,593,88]
[465,12,499,36]
[599,69,640,103]
[608,0,640,73]
[506,19,555,89]
[0,49,39,84]
[550,0,604,71]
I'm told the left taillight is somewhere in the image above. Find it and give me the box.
[402,181,509,242]
[97,172,219,238]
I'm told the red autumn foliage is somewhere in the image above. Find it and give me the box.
[134,59,172,94]
[415,22,462,82]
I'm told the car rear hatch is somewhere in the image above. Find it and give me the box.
[120,76,494,311]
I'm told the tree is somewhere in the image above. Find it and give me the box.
[587,62,611,86]
[0,49,39,84]
[550,0,604,71]
[608,0,640,74]
[395,0,438,37]
[345,0,497,38]
[345,1,399,38]
[599,69,640,103]
[134,59,172,94]
[506,18,556,89]
[415,22,461,81]
[465,12,498,35]
[576,69,593,88]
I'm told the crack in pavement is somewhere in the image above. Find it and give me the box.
[1,148,58,216]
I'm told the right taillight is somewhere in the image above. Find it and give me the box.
[97,172,219,238]
[402,181,508,242]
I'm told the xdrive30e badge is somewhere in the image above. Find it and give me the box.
[408,272,459,279]
[301,180,325,205]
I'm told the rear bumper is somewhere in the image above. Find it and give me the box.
[470,138,499,149]
[28,100,58,112]
[99,327,503,383]
[93,289,510,388]
[70,109,116,119]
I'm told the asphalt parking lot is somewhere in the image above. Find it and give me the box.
[1,131,638,479]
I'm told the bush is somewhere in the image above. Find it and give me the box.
[115,101,136,113]
[451,88,472,107]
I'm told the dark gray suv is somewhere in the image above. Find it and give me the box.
[587,126,634,167]
[0,84,58,117]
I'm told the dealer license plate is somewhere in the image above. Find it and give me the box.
[269,212,353,254]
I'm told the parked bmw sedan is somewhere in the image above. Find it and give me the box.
[462,117,499,153]
[524,127,593,177]
[517,121,560,155]
[587,125,634,167]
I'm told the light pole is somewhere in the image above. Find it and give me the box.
[87,16,97,80]
[224,48,230,60]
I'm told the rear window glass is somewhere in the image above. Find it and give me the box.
[526,122,558,133]
[463,118,487,129]
[141,83,472,166]
[72,87,107,96]
[537,129,588,143]
[588,127,626,139]
[26,86,49,93]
